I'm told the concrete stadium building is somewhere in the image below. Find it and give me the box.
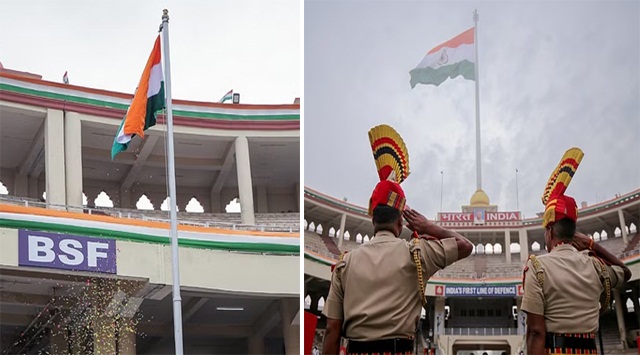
[0,64,300,354]
[304,186,640,354]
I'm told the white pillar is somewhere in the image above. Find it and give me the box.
[613,289,628,349]
[64,112,83,208]
[337,213,347,249]
[280,299,300,355]
[45,108,66,208]
[433,297,445,335]
[618,209,629,245]
[235,136,255,225]
[518,229,528,262]
[517,298,526,335]
[505,229,512,263]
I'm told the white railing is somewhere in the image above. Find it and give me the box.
[0,195,299,233]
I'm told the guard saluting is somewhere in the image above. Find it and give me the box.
[321,125,473,355]
[521,147,631,354]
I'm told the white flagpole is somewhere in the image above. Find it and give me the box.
[160,9,184,354]
[473,9,482,191]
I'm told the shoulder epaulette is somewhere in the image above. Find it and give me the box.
[591,256,612,314]
[528,255,545,287]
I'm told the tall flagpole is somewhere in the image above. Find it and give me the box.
[473,9,482,191]
[160,9,184,354]
[440,170,444,214]
[515,168,520,211]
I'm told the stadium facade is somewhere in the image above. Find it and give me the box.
[304,186,640,354]
[0,64,300,354]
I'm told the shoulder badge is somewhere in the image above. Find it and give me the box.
[528,255,545,287]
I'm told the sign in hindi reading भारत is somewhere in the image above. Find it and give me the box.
[439,212,521,222]
[444,285,517,297]
[18,229,117,274]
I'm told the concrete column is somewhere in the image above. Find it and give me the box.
[613,289,628,349]
[210,191,222,213]
[70,322,90,355]
[50,314,70,355]
[28,176,39,199]
[280,298,300,355]
[338,213,347,249]
[256,185,269,213]
[248,335,265,354]
[93,315,116,354]
[45,108,66,208]
[13,172,28,197]
[64,112,83,208]
[120,187,131,209]
[618,209,629,245]
[235,136,255,225]
[433,297,445,335]
[505,229,512,263]
[518,229,528,262]
[117,318,136,355]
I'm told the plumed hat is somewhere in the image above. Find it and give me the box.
[541,147,584,227]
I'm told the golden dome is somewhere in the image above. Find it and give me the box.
[470,189,490,206]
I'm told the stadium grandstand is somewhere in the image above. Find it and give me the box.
[304,186,640,354]
[0,64,300,354]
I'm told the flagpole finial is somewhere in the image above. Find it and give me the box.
[162,9,169,21]
[473,9,479,23]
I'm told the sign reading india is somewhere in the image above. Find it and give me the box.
[439,212,521,222]
[18,230,116,274]
[445,285,517,297]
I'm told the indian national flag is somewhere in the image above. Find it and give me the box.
[410,27,475,88]
[219,89,233,103]
[111,35,165,159]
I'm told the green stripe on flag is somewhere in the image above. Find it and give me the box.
[410,60,475,88]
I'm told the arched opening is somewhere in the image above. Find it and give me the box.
[95,191,115,208]
[476,243,485,254]
[160,197,181,212]
[316,224,323,234]
[225,198,241,213]
[329,227,336,237]
[593,231,601,241]
[510,243,521,254]
[363,235,370,243]
[614,227,621,237]
[343,231,350,240]
[356,233,363,243]
[626,298,634,313]
[185,197,204,213]
[0,181,8,195]
[308,222,315,231]
[304,295,311,310]
[485,243,494,254]
[135,194,153,210]
[318,297,325,311]
[304,220,308,229]
[82,193,88,206]
[601,230,608,240]
[493,243,503,254]
[531,242,541,252]
[472,245,476,255]
[630,223,637,234]
[42,191,47,201]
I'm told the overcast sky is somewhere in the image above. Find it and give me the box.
[0,0,300,104]
[305,1,640,220]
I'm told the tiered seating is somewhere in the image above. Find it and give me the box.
[304,231,336,258]
[320,234,341,256]
[339,238,362,252]
[436,257,476,278]
[596,236,627,256]
[599,311,624,352]
[622,232,640,254]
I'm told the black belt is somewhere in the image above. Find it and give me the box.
[348,338,414,353]
[545,333,597,350]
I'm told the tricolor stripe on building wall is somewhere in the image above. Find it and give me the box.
[410,27,475,88]
[112,35,165,159]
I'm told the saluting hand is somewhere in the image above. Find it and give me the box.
[402,207,430,234]
[572,231,593,251]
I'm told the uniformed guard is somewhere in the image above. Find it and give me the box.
[521,147,631,355]
[321,125,473,355]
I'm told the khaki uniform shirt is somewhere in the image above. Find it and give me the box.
[521,244,625,333]
[322,230,459,341]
